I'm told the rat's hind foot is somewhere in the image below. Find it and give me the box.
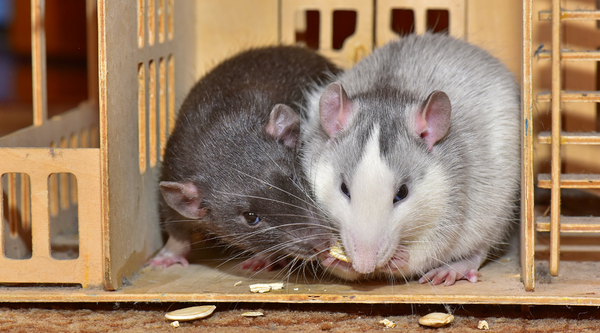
[418,251,484,286]
[148,236,191,268]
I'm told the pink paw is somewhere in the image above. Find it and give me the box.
[148,236,191,268]
[418,251,484,286]
[149,253,190,268]
[418,266,480,286]
[240,255,288,272]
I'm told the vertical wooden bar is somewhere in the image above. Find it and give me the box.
[87,0,99,104]
[168,55,175,134]
[7,173,17,237]
[521,0,535,291]
[550,0,562,276]
[21,175,31,231]
[31,173,51,259]
[31,0,48,126]
[149,60,157,167]
[159,57,167,159]
[138,63,147,174]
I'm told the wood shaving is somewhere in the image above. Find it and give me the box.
[418,312,454,327]
[170,321,180,328]
[242,311,264,317]
[269,282,284,290]
[249,283,272,293]
[478,320,489,330]
[379,318,396,328]
[233,281,243,286]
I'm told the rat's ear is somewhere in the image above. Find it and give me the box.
[160,181,207,219]
[265,104,301,149]
[414,91,451,151]
[318,82,353,138]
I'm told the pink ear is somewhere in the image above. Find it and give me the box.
[160,181,207,219]
[265,104,301,149]
[318,83,353,138]
[414,91,451,151]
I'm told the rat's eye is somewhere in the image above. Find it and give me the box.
[242,212,261,226]
[341,182,351,199]
[393,184,408,204]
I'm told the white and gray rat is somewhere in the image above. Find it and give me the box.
[150,46,340,271]
[302,33,520,285]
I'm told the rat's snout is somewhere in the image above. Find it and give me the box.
[343,234,381,275]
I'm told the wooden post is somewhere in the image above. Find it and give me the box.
[550,0,562,277]
[521,0,535,291]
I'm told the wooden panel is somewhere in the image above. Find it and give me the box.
[98,0,194,290]
[281,0,373,68]
[0,148,103,287]
[466,0,522,81]
[195,0,278,76]
[0,103,98,148]
[376,0,465,48]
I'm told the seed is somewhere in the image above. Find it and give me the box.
[418,312,454,327]
[165,305,216,321]
[379,319,396,328]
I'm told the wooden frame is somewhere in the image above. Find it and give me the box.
[2,0,600,305]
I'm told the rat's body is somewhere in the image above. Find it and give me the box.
[151,46,340,270]
[302,33,520,285]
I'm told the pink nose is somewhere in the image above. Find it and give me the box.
[349,246,379,274]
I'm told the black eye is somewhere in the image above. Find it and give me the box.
[341,182,351,199]
[242,212,261,226]
[393,185,408,204]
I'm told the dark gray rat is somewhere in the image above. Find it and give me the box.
[150,46,341,271]
[301,33,520,285]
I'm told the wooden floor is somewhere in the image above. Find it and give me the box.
[2,235,600,306]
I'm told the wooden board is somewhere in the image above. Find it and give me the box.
[1,240,600,306]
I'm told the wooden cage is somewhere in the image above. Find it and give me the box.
[1,0,600,306]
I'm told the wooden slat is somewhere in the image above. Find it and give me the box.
[521,0,535,292]
[31,0,48,126]
[0,148,103,287]
[537,50,600,61]
[538,173,600,188]
[536,216,600,233]
[539,9,600,21]
[538,131,600,145]
[537,91,600,103]
[549,0,561,277]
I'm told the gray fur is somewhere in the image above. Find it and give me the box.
[302,33,520,282]
[151,46,341,269]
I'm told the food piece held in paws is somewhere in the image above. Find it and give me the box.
[329,241,349,263]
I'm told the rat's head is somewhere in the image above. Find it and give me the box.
[161,103,332,264]
[308,83,455,279]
